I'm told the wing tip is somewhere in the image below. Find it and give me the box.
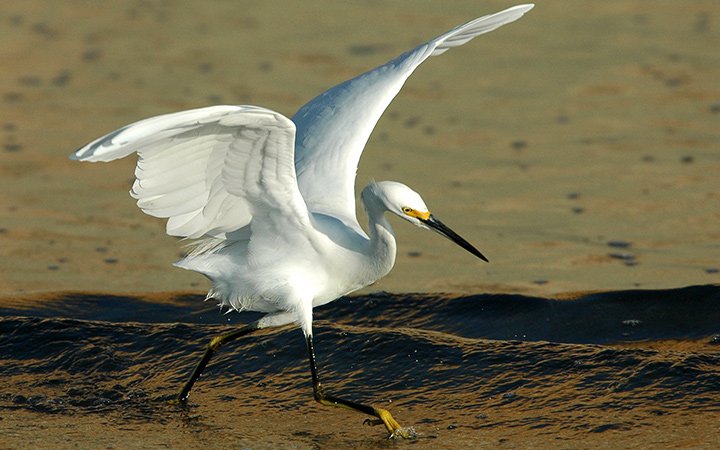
[514,3,535,12]
[69,148,94,162]
[488,3,536,23]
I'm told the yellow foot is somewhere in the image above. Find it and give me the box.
[167,397,186,406]
[166,393,191,406]
[365,407,417,439]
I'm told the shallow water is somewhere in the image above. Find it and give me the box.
[2,285,719,448]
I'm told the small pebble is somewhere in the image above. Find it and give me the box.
[32,22,56,37]
[403,116,420,128]
[4,143,22,152]
[555,114,570,124]
[664,77,684,88]
[695,12,710,33]
[82,48,102,61]
[3,92,23,102]
[51,70,71,87]
[607,240,632,249]
[347,44,387,56]
[608,252,634,261]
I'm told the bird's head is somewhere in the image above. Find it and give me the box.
[361,181,488,262]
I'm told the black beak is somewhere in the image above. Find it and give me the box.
[421,215,488,262]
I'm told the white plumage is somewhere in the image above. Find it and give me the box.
[71,4,533,438]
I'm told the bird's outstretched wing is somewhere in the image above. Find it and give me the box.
[292,4,534,230]
[72,105,311,240]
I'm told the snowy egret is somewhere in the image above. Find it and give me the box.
[71,4,533,439]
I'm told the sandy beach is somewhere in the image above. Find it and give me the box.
[1,1,719,448]
[1,0,718,297]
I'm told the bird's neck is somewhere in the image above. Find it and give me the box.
[364,203,397,281]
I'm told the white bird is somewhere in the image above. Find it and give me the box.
[71,4,533,439]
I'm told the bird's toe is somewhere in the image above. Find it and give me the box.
[367,407,417,439]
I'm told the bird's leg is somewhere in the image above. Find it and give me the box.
[305,334,415,439]
[175,321,260,402]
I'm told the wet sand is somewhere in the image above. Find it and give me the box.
[2,288,719,449]
[1,0,719,448]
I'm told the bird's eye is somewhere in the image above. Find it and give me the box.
[402,207,413,214]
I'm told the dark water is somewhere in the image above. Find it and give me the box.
[1,285,719,447]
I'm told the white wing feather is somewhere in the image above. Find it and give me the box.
[292,4,534,230]
[71,5,533,242]
[71,105,311,240]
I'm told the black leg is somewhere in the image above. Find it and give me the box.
[305,333,414,439]
[176,321,259,402]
